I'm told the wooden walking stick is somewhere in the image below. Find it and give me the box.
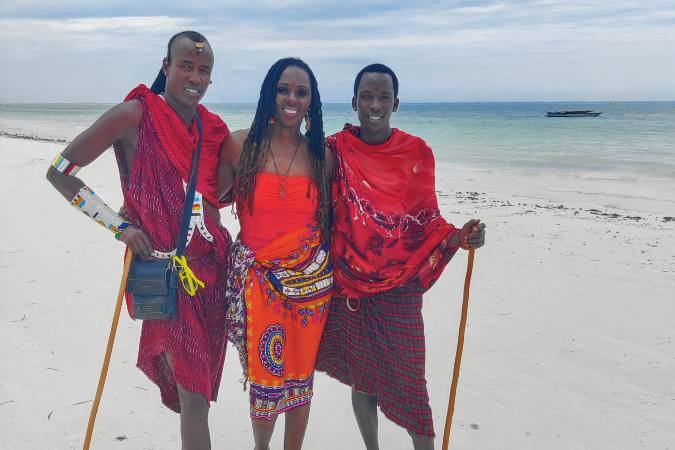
[83,249,133,450]
[441,248,476,450]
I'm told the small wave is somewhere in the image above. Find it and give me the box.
[0,131,69,144]
[548,188,675,203]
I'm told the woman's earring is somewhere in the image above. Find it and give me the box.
[269,116,276,125]
[304,115,312,132]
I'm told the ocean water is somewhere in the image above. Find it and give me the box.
[2,101,674,182]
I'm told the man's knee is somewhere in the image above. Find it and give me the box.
[351,389,378,424]
[352,389,377,406]
[177,385,209,416]
[407,430,434,450]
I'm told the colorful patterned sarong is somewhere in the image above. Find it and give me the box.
[227,224,333,419]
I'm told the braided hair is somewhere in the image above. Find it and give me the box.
[235,57,330,238]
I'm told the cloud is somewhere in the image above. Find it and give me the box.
[1,0,674,102]
[1,16,190,51]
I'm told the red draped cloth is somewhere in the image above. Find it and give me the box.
[114,86,231,412]
[124,84,229,207]
[330,124,459,299]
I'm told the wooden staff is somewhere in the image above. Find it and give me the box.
[83,249,133,450]
[441,248,476,450]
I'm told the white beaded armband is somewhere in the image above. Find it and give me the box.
[69,186,176,259]
[70,186,129,233]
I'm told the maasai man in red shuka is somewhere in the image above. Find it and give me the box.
[46,31,231,449]
[316,64,486,449]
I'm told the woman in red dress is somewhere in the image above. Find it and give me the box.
[218,57,334,450]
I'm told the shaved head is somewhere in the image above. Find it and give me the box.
[166,31,211,63]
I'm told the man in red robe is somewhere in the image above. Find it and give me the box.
[46,31,230,449]
[316,64,485,450]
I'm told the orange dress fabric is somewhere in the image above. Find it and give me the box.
[227,173,333,419]
[240,173,318,250]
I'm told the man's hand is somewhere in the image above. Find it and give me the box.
[459,219,486,250]
[117,224,154,257]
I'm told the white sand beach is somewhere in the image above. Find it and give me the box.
[1,135,674,449]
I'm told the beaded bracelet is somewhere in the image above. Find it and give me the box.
[51,153,82,176]
[114,222,129,240]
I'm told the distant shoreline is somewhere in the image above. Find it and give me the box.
[3,102,674,197]
[1,100,674,106]
[0,131,68,144]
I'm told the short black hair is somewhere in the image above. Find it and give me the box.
[166,30,208,62]
[353,63,399,98]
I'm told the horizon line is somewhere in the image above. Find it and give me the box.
[2,100,674,105]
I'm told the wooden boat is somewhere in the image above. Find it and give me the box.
[546,110,602,117]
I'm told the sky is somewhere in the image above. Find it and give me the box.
[1,0,674,103]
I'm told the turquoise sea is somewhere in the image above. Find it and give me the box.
[1,102,674,182]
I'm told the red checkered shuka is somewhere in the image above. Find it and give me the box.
[316,280,435,437]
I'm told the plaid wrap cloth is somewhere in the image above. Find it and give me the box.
[316,280,435,437]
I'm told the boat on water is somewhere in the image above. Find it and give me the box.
[546,110,602,117]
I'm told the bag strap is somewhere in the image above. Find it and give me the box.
[175,113,203,257]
